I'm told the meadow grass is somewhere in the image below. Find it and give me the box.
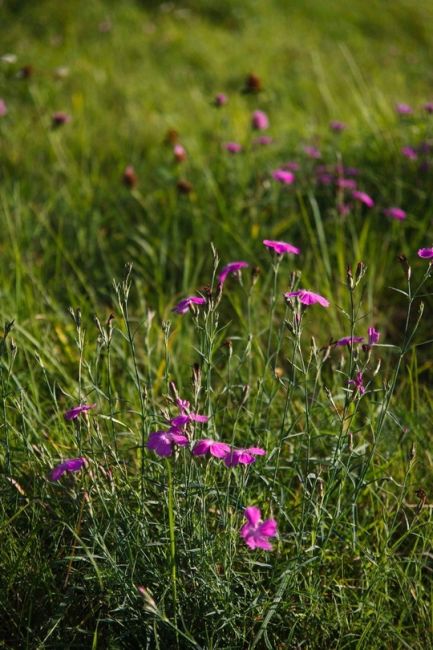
[1,1,433,648]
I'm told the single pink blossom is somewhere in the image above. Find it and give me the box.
[147,429,189,457]
[424,102,433,114]
[335,336,364,347]
[283,161,300,171]
[224,142,242,154]
[0,99,7,117]
[343,166,359,177]
[337,178,357,190]
[384,207,406,221]
[304,145,321,159]
[272,169,295,185]
[352,190,374,208]
[263,240,300,255]
[192,439,231,458]
[317,173,333,186]
[240,506,277,550]
[418,247,433,259]
[214,93,228,107]
[218,261,249,284]
[401,146,418,160]
[251,110,269,130]
[396,103,413,115]
[49,457,86,481]
[64,403,96,421]
[253,135,273,146]
[172,296,206,315]
[224,446,266,467]
[368,327,380,345]
[173,144,186,162]
[330,120,346,133]
[170,411,209,427]
[52,111,71,127]
[348,371,365,395]
[337,203,351,216]
[284,290,329,308]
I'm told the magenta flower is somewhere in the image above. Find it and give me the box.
[172,296,206,315]
[335,336,364,347]
[224,142,242,154]
[214,93,228,107]
[317,173,333,186]
[396,103,413,115]
[384,207,406,221]
[424,102,433,114]
[304,145,321,159]
[348,371,365,395]
[192,439,231,458]
[49,457,86,481]
[272,169,295,185]
[253,135,273,146]
[173,144,186,162]
[240,506,277,550]
[284,290,329,308]
[170,412,209,427]
[218,261,249,284]
[147,429,189,457]
[337,178,357,190]
[263,240,300,255]
[352,190,374,208]
[283,161,300,171]
[401,146,418,160]
[251,110,269,130]
[52,111,71,127]
[64,403,96,421]
[0,99,7,117]
[330,120,346,133]
[224,446,266,467]
[368,327,380,345]
[337,203,351,216]
[418,247,433,259]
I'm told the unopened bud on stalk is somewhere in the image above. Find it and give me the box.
[251,265,261,287]
[346,265,354,290]
[354,261,366,286]
[397,254,411,281]
[408,442,416,462]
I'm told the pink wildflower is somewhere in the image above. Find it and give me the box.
[263,240,300,255]
[240,506,277,550]
[52,111,71,127]
[317,173,333,186]
[352,190,374,208]
[330,120,346,133]
[172,296,206,315]
[224,447,266,467]
[218,261,249,284]
[214,93,228,107]
[304,145,321,159]
[368,327,380,345]
[283,161,300,171]
[224,142,242,154]
[396,103,413,115]
[424,102,433,114]
[170,412,209,427]
[337,203,351,216]
[173,144,186,162]
[401,146,418,160]
[251,110,269,130]
[335,336,364,347]
[64,403,96,421]
[337,178,357,190]
[418,247,433,259]
[272,169,295,185]
[284,290,329,308]
[348,371,365,395]
[192,439,231,458]
[384,207,406,221]
[147,429,189,457]
[253,135,273,146]
[49,457,86,481]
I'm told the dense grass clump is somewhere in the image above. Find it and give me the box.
[1,1,433,648]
